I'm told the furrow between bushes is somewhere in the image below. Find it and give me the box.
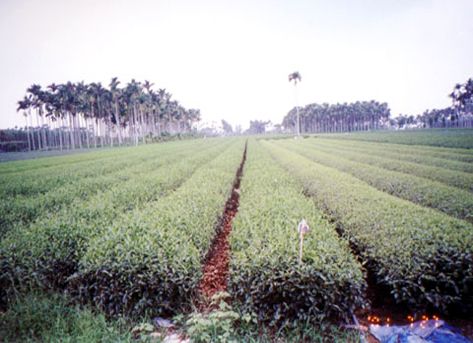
[197,141,247,308]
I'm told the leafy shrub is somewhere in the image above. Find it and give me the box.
[280,140,473,222]
[308,138,473,173]
[186,292,240,343]
[68,141,246,317]
[316,128,473,150]
[0,146,197,238]
[264,141,473,314]
[305,139,473,191]
[0,139,233,306]
[229,141,365,325]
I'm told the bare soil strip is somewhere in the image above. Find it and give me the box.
[196,142,247,308]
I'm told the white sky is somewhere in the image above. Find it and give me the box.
[0,0,472,129]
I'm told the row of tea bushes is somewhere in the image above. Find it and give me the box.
[0,141,212,237]
[72,141,246,316]
[317,129,473,150]
[0,139,204,197]
[229,141,365,325]
[279,140,473,223]
[0,138,207,175]
[310,138,473,174]
[263,141,473,314]
[303,140,473,192]
[0,140,234,305]
[0,146,131,174]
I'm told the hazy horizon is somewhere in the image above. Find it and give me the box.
[0,0,472,130]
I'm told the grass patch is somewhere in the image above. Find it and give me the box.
[0,292,134,342]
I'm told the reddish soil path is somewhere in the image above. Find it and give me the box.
[197,143,247,307]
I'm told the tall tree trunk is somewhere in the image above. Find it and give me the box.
[97,119,103,148]
[114,100,122,146]
[29,111,36,150]
[109,119,114,147]
[93,119,98,148]
[76,115,83,149]
[41,113,48,150]
[85,116,90,149]
[62,117,68,149]
[35,110,42,150]
[139,107,146,144]
[43,114,48,149]
[58,118,63,151]
[133,104,138,146]
[69,113,75,149]
[24,113,31,151]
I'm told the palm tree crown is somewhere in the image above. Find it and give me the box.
[288,71,301,85]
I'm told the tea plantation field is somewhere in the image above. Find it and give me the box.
[1,131,472,341]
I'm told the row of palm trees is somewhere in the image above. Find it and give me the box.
[393,79,473,129]
[392,78,473,128]
[414,108,473,129]
[282,101,391,133]
[17,78,201,151]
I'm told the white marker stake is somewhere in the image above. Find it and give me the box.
[298,219,310,264]
[299,231,304,264]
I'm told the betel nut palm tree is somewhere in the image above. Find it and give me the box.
[288,71,302,136]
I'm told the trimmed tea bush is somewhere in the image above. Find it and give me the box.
[229,141,365,324]
[264,141,473,314]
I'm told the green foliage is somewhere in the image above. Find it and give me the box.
[0,143,155,172]
[0,139,201,197]
[1,131,472,338]
[1,290,359,343]
[0,292,133,342]
[16,79,202,151]
[0,140,208,237]
[280,139,473,222]
[263,141,473,313]
[310,138,473,173]
[0,139,234,306]
[282,101,391,133]
[229,141,365,325]
[67,141,245,316]
[0,147,97,164]
[186,293,240,343]
[316,128,473,149]
[184,292,359,342]
[233,321,360,343]
[303,138,473,191]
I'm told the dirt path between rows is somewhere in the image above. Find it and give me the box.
[196,142,247,309]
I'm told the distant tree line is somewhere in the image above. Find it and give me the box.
[9,78,201,152]
[0,129,29,153]
[282,78,473,133]
[246,120,271,134]
[282,101,391,133]
[396,79,473,129]
[398,107,472,130]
